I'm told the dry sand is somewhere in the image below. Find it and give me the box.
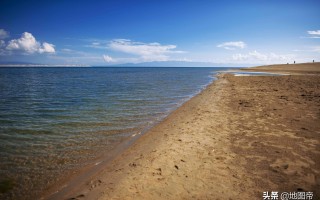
[242,62,320,74]
[49,63,320,200]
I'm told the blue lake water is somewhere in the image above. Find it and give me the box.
[0,67,234,199]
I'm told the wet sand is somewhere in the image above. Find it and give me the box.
[49,63,320,200]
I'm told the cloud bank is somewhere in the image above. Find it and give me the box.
[6,32,55,54]
[108,39,184,62]
[217,41,246,50]
[0,29,55,55]
[232,50,293,63]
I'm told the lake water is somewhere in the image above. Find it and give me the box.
[0,67,234,199]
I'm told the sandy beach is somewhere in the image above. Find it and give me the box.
[46,63,320,200]
[242,62,320,74]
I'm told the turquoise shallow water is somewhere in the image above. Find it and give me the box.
[0,67,234,199]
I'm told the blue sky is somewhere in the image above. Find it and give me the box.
[0,0,319,66]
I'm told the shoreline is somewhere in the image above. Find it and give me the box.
[0,67,219,200]
[41,71,218,200]
[46,63,319,199]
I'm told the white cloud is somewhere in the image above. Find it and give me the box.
[233,50,293,63]
[306,30,320,38]
[103,54,114,62]
[6,32,38,53]
[0,29,9,39]
[39,42,55,53]
[217,41,246,50]
[308,30,320,36]
[6,32,55,54]
[108,39,185,62]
